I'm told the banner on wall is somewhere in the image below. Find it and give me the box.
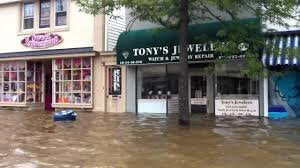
[215,99,259,116]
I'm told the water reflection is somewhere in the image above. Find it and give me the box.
[0,110,300,168]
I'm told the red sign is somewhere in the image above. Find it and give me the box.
[21,33,63,49]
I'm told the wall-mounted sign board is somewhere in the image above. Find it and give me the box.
[21,33,63,49]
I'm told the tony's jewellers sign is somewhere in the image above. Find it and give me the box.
[118,42,248,65]
[21,33,63,49]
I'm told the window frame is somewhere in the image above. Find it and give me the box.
[55,0,68,26]
[0,61,44,105]
[23,2,35,30]
[39,0,51,28]
[21,0,69,32]
[52,57,93,106]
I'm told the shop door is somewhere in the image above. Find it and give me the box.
[190,76,207,114]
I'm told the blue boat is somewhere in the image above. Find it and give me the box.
[53,110,77,121]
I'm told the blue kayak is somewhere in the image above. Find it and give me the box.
[53,110,77,121]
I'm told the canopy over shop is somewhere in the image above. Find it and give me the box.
[262,31,300,118]
[117,18,265,116]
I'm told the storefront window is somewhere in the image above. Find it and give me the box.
[26,62,43,103]
[138,65,168,99]
[216,62,259,96]
[53,58,92,105]
[217,76,258,95]
[0,61,42,104]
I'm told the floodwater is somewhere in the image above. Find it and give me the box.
[0,111,300,168]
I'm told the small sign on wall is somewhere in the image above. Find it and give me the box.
[215,99,259,116]
[190,98,207,105]
[108,67,122,95]
[21,33,63,49]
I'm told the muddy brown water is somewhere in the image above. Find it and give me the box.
[0,110,300,168]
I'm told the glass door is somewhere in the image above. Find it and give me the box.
[190,76,207,114]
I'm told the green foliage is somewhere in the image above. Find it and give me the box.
[74,0,300,77]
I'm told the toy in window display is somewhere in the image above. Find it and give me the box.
[73,58,81,68]
[3,64,9,71]
[73,70,81,80]
[63,59,71,69]
[83,70,91,80]
[82,94,91,103]
[83,82,90,92]
[55,59,62,69]
[18,62,26,71]
[83,58,91,68]
[26,93,34,102]
[73,93,81,103]
[10,62,17,71]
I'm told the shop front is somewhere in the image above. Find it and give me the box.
[0,49,126,112]
[262,31,300,118]
[117,18,265,116]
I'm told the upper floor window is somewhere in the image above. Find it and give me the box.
[56,0,67,26]
[24,3,34,29]
[39,0,51,28]
[22,0,69,31]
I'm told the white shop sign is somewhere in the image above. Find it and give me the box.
[215,99,259,116]
[191,98,207,105]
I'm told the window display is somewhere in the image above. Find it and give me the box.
[53,58,92,105]
[0,61,42,104]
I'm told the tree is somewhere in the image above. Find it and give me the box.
[75,0,299,125]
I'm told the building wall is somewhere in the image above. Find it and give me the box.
[0,1,97,53]
[93,53,126,113]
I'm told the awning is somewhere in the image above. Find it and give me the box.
[116,18,260,65]
[262,32,300,66]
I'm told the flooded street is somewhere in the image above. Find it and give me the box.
[0,111,300,168]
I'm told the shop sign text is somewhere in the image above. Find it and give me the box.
[215,99,259,116]
[118,42,248,65]
[21,33,63,49]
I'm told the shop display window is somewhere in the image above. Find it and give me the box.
[216,62,259,96]
[53,58,92,105]
[0,61,42,104]
[138,65,168,99]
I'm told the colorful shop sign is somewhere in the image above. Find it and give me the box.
[21,33,63,49]
[215,99,259,116]
[116,18,260,65]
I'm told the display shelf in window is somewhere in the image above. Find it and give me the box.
[0,61,42,104]
[53,57,92,106]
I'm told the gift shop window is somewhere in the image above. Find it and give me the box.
[0,61,43,104]
[53,58,92,105]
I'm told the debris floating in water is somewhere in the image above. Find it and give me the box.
[53,110,77,121]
